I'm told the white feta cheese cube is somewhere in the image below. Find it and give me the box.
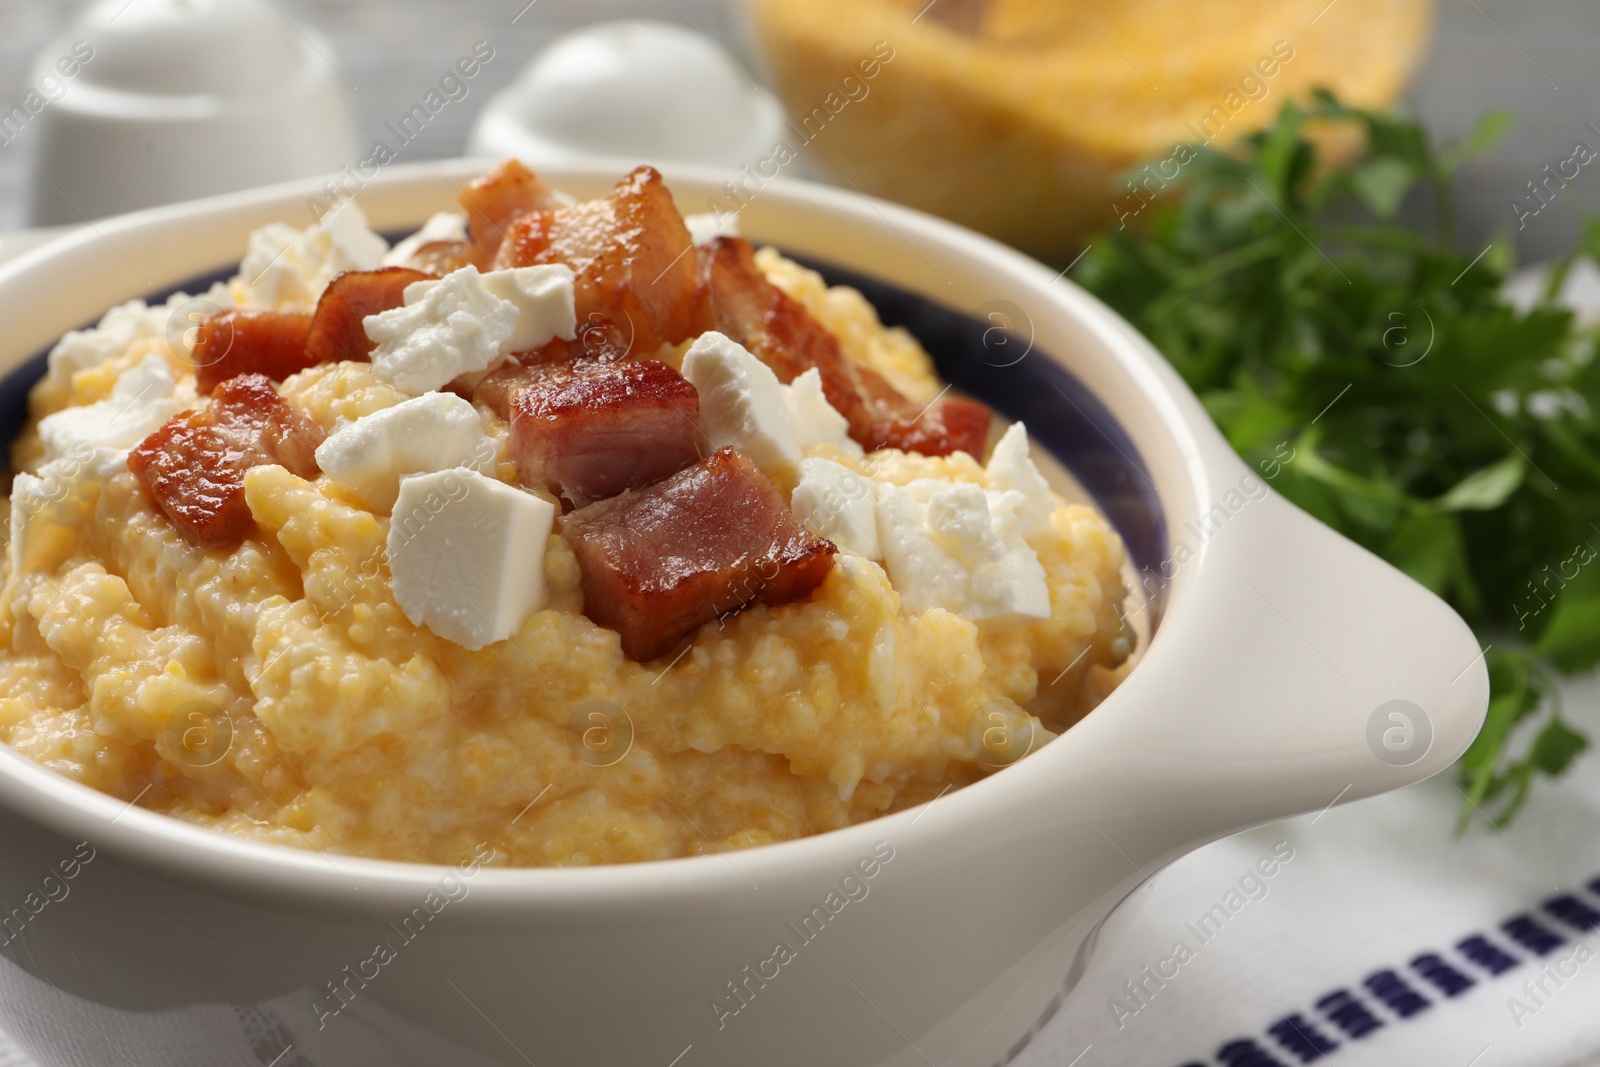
[45,285,228,389]
[927,484,1050,621]
[237,200,388,309]
[875,480,970,616]
[875,478,1050,623]
[322,199,389,272]
[985,422,1056,536]
[973,533,1051,621]
[983,488,1031,546]
[785,368,861,456]
[387,468,555,650]
[400,263,577,335]
[684,211,740,245]
[9,446,126,574]
[681,330,799,478]
[315,393,496,512]
[364,266,519,394]
[36,354,184,462]
[478,265,578,352]
[236,222,307,308]
[383,211,469,266]
[400,277,436,305]
[44,286,225,395]
[792,457,879,559]
[46,300,155,389]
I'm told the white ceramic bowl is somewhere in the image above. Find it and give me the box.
[0,160,1487,1067]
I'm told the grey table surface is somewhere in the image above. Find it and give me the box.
[1,0,1598,263]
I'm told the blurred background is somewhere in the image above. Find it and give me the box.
[0,0,1597,263]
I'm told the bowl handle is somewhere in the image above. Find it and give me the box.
[1048,451,1490,867]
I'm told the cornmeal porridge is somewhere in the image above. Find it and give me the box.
[0,162,1132,866]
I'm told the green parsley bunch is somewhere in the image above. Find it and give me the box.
[1074,93,1600,828]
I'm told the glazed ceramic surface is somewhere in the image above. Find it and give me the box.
[26,0,356,225]
[0,160,1488,1067]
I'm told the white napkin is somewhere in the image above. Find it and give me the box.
[1009,671,1600,1067]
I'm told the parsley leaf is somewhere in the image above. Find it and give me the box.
[1074,97,1600,827]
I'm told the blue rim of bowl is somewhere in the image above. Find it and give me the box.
[0,252,1169,626]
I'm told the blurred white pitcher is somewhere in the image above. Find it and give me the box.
[24,0,355,225]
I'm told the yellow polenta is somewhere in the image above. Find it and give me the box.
[753,0,1434,258]
[0,252,1131,867]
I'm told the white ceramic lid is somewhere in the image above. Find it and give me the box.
[468,21,790,170]
[76,0,307,97]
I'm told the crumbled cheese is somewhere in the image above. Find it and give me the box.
[36,354,185,462]
[684,211,740,245]
[791,457,879,559]
[967,491,1052,621]
[678,335,856,474]
[364,265,577,393]
[383,211,469,266]
[681,331,800,478]
[46,285,232,389]
[46,301,157,389]
[9,446,126,574]
[315,393,496,512]
[236,199,388,309]
[387,468,556,650]
[364,266,520,394]
[984,422,1055,536]
[786,367,861,456]
[875,478,1050,622]
[474,265,578,352]
[237,223,309,307]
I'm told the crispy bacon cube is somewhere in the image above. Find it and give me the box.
[491,166,700,356]
[471,360,542,421]
[396,238,476,276]
[857,376,993,457]
[192,309,312,395]
[129,374,325,547]
[698,237,990,457]
[460,159,567,265]
[567,312,634,365]
[561,447,836,660]
[510,359,702,508]
[303,267,433,366]
[471,360,548,421]
[471,314,635,420]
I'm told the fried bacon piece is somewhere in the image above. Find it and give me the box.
[303,267,433,365]
[510,359,702,508]
[129,374,325,547]
[471,314,634,420]
[460,159,567,266]
[565,312,634,365]
[471,360,547,421]
[192,309,312,395]
[562,447,836,660]
[491,166,700,356]
[857,366,992,458]
[697,237,991,457]
[470,361,540,420]
[400,239,476,276]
